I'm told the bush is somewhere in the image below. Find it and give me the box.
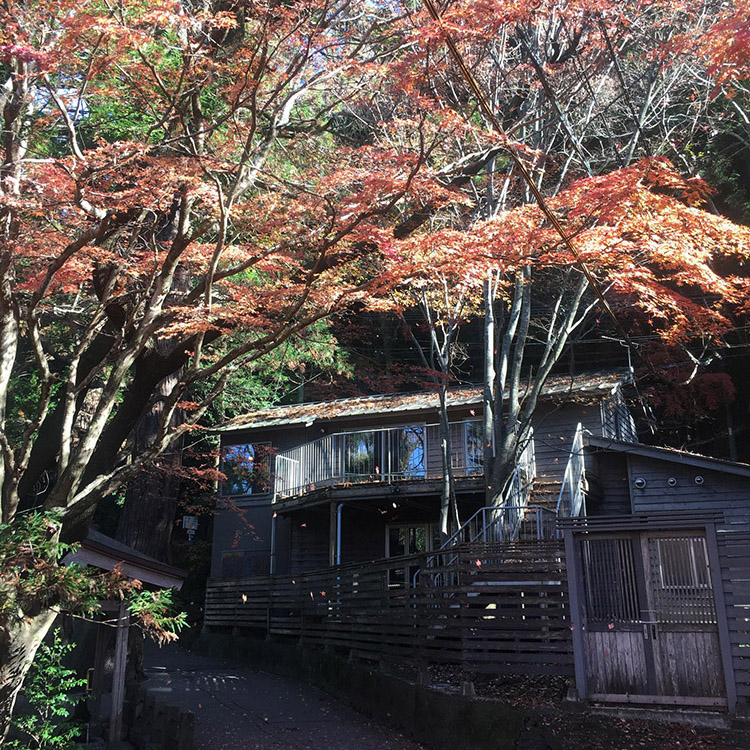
[8,630,86,750]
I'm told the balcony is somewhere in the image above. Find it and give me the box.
[273,421,484,500]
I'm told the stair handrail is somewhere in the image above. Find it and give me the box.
[556,423,586,517]
[419,504,559,587]
[435,429,537,551]
[482,430,536,543]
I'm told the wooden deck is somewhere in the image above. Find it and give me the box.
[204,540,573,676]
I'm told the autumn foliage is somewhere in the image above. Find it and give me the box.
[1,0,749,736]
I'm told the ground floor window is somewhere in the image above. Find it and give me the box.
[385,523,437,587]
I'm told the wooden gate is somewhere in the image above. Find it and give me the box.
[578,531,726,706]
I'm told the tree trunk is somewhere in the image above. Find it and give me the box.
[0,608,58,741]
[483,276,497,505]
[116,370,183,562]
[437,389,460,540]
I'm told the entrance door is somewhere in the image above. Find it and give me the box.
[385,523,434,588]
[579,531,726,706]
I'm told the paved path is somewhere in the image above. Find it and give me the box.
[143,644,425,750]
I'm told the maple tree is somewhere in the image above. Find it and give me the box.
[377,0,750,511]
[0,0,459,735]
[1,0,749,735]
[390,157,750,506]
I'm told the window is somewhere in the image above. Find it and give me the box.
[220,442,271,496]
[342,431,377,480]
[465,420,483,475]
[341,425,426,482]
[581,537,641,623]
[391,426,425,479]
[653,537,710,590]
[648,536,716,624]
[386,523,435,588]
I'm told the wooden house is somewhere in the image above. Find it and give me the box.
[203,368,750,716]
[562,437,750,714]
[202,370,632,676]
[209,369,634,580]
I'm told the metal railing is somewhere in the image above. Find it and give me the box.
[440,504,558,548]
[601,393,638,443]
[418,504,558,588]
[556,423,586,517]
[417,434,542,589]
[273,421,484,499]
[439,432,537,549]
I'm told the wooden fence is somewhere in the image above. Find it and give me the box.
[717,529,750,705]
[204,540,573,676]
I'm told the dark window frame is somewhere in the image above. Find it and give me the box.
[220,441,272,497]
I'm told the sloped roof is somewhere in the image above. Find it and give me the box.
[585,435,750,479]
[63,529,185,589]
[220,369,631,433]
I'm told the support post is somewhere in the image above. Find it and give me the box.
[108,602,130,747]
[563,527,588,702]
[336,503,343,566]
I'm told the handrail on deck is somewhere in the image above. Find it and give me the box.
[438,431,537,550]
[273,420,484,500]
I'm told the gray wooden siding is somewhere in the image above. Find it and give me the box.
[532,403,603,484]
[587,452,632,516]
[716,530,750,703]
[289,510,329,572]
[627,456,750,708]
[426,424,442,478]
[341,507,386,563]
[629,457,750,533]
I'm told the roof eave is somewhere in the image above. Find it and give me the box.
[584,435,750,479]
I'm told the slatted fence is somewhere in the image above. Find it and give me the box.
[204,540,573,676]
[717,530,750,704]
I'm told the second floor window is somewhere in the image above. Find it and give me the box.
[341,426,426,481]
[221,442,271,496]
[465,420,483,475]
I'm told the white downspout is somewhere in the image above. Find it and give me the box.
[336,503,343,565]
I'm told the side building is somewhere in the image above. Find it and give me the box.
[563,437,750,713]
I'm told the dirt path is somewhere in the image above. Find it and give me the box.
[142,644,425,750]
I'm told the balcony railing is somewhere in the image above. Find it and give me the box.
[274,421,484,499]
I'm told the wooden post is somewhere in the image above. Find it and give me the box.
[269,512,277,574]
[563,527,588,702]
[108,602,130,748]
[91,621,107,721]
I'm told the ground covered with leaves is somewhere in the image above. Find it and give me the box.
[426,666,750,750]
